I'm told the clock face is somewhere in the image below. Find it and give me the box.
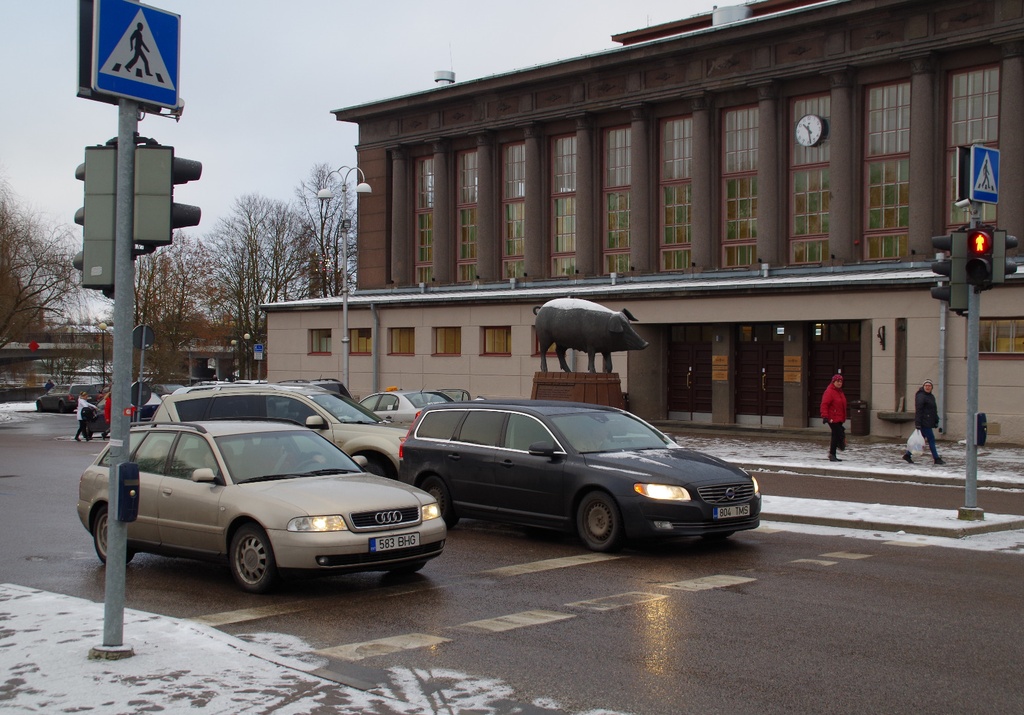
[795,114,824,147]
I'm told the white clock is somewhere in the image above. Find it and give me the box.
[795,114,826,147]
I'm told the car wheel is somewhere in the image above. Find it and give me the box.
[360,453,396,479]
[422,475,459,528]
[35,400,43,412]
[229,523,279,594]
[58,399,67,413]
[91,505,135,565]
[576,491,624,552]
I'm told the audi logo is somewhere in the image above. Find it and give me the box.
[374,510,405,525]
[725,487,736,501]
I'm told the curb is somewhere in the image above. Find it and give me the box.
[736,461,1022,490]
[761,511,1024,538]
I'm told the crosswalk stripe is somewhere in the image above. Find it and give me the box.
[659,575,756,591]
[457,609,575,632]
[567,592,668,612]
[481,553,623,577]
[191,602,316,626]
[315,633,451,662]
[791,558,838,566]
[821,551,872,560]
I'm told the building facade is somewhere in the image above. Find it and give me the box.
[266,0,1024,443]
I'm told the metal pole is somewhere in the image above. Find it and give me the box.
[342,184,350,388]
[97,99,137,656]
[960,204,983,520]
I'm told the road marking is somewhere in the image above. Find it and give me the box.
[192,601,317,626]
[791,558,838,566]
[315,633,451,662]
[821,551,871,560]
[659,574,756,592]
[481,553,623,577]
[883,540,931,547]
[567,591,668,612]
[457,609,575,633]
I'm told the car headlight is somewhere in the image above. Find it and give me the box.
[751,476,760,494]
[287,515,348,532]
[634,483,692,501]
[422,502,442,521]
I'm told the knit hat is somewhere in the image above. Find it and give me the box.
[922,379,933,387]
[832,374,843,382]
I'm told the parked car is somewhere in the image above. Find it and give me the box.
[277,378,351,398]
[152,384,408,478]
[359,390,453,424]
[36,383,105,413]
[77,420,446,593]
[398,400,761,552]
[435,388,471,402]
[137,383,186,421]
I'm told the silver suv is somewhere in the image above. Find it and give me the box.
[152,384,407,478]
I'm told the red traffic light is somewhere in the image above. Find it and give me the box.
[967,228,993,256]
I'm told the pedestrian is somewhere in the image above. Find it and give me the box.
[101,391,112,439]
[820,374,847,462]
[44,379,54,392]
[74,392,95,442]
[903,379,944,465]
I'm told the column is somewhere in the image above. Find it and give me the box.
[690,94,714,269]
[575,114,596,276]
[629,105,652,273]
[908,54,937,258]
[475,132,498,282]
[432,140,452,284]
[1000,43,1024,242]
[524,123,546,279]
[389,146,410,286]
[756,82,781,266]
[828,70,856,264]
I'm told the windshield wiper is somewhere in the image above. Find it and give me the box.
[296,468,361,477]
[239,473,298,483]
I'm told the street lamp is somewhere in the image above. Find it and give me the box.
[98,322,110,386]
[317,166,371,389]
[230,333,251,380]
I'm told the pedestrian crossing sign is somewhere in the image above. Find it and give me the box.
[92,0,180,109]
[969,145,1000,205]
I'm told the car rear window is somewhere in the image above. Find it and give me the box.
[175,396,212,421]
[209,394,265,419]
[416,410,464,440]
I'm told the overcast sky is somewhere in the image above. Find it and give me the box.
[1,0,712,239]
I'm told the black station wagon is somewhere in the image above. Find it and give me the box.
[398,400,760,552]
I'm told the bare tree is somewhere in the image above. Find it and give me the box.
[206,194,308,347]
[295,163,358,299]
[0,179,78,349]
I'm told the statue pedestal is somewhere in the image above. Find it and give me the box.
[531,372,625,409]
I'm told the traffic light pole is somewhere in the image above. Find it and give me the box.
[98,98,139,656]
[961,205,983,521]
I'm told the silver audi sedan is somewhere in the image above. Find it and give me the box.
[77,420,446,593]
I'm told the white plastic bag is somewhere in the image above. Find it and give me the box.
[907,429,926,455]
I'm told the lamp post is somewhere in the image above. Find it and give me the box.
[98,322,109,386]
[230,333,251,380]
[317,166,371,389]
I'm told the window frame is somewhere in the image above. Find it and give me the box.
[603,126,632,275]
[502,143,526,279]
[550,134,577,277]
[790,95,831,264]
[309,328,332,355]
[863,81,911,260]
[388,327,416,356]
[722,106,759,267]
[481,326,512,356]
[660,116,693,272]
[415,156,434,284]
[457,149,479,283]
[433,326,462,356]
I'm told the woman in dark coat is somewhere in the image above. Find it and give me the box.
[903,379,944,465]
[820,374,847,462]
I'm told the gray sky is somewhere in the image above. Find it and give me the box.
[2,0,711,236]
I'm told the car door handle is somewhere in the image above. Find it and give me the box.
[446,453,461,461]
[162,487,173,496]
[499,459,514,468]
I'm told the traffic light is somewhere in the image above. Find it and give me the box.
[73,145,117,292]
[134,145,202,247]
[930,231,967,312]
[992,230,1018,285]
[964,226,994,287]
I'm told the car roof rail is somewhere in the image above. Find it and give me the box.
[135,421,209,434]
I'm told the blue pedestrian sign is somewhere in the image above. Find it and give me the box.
[92,0,180,109]
[253,343,264,361]
[969,145,1000,204]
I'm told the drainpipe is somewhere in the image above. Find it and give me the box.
[370,303,380,394]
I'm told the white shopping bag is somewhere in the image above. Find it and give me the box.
[907,429,925,455]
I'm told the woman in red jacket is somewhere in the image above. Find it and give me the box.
[819,374,848,462]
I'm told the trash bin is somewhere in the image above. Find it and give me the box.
[849,400,869,436]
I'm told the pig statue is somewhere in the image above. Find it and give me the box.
[533,297,649,373]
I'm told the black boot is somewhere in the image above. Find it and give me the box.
[902,453,913,464]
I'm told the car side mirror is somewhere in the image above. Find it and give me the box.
[191,467,217,483]
[528,441,557,458]
[305,415,326,430]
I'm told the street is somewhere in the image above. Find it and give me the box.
[2,409,1023,713]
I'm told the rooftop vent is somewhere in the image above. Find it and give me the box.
[434,70,455,85]
[712,4,753,25]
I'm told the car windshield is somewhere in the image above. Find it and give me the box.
[406,392,453,408]
[549,411,672,454]
[308,392,383,424]
[215,430,361,482]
